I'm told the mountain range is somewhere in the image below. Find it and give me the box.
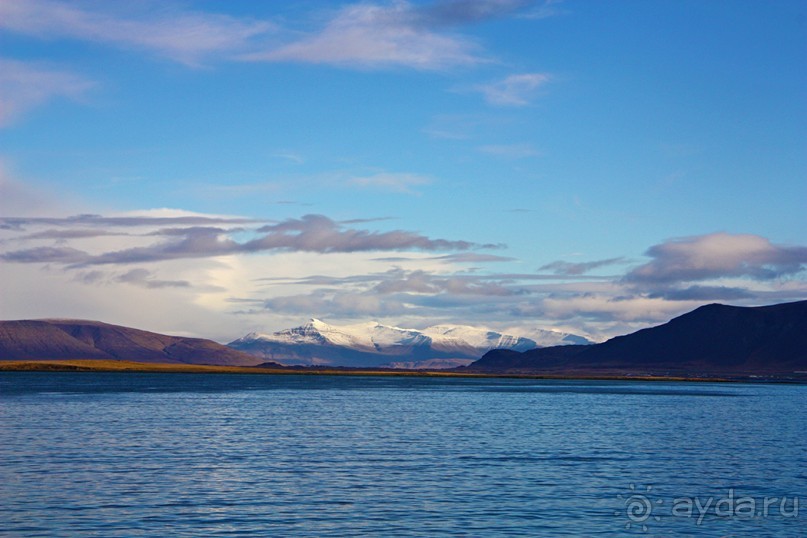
[1,300,805,378]
[228,319,591,369]
[467,300,807,376]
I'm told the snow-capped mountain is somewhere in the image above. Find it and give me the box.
[422,325,538,357]
[515,327,595,347]
[228,319,591,369]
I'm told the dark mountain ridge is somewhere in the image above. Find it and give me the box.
[0,319,260,366]
[467,300,807,376]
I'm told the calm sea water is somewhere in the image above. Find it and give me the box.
[0,373,804,537]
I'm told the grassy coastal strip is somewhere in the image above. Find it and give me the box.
[0,360,456,377]
[0,359,752,383]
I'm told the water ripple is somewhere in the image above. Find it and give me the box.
[1,373,804,537]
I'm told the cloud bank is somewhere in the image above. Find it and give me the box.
[1,213,489,266]
[625,233,807,284]
[2,209,805,341]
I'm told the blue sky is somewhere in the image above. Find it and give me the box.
[1,0,805,342]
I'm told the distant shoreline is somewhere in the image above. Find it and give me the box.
[2,359,805,384]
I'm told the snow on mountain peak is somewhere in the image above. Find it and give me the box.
[229,319,593,368]
[518,327,595,346]
[230,331,272,344]
[306,318,331,330]
[236,320,591,349]
[423,324,537,353]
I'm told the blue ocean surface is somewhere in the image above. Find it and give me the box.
[0,373,804,537]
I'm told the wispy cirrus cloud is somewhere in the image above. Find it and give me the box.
[647,285,754,302]
[347,172,432,194]
[0,213,258,230]
[257,266,535,320]
[0,58,94,127]
[1,213,489,266]
[478,143,542,159]
[270,151,305,165]
[417,0,534,25]
[10,229,132,242]
[521,0,567,20]
[1,246,89,264]
[537,294,703,324]
[474,73,551,105]
[428,252,516,263]
[242,1,538,70]
[115,268,191,289]
[1,1,550,71]
[372,269,518,296]
[251,214,486,253]
[540,257,625,276]
[0,0,273,65]
[371,252,515,264]
[424,113,513,140]
[264,291,406,318]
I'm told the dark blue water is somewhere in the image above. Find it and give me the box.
[1,373,804,537]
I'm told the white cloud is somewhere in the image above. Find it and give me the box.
[478,143,542,158]
[539,257,625,276]
[347,172,432,194]
[626,232,807,284]
[418,0,535,25]
[0,0,272,65]
[540,294,702,323]
[270,151,305,164]
[0,213,485,265]
[0,58,94,127]
[0,1,550,71]
[243,2,485,70]
[474,73,550,106]
[114,208,247,220]
[424,113,512,140]
[521,0,567,20]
